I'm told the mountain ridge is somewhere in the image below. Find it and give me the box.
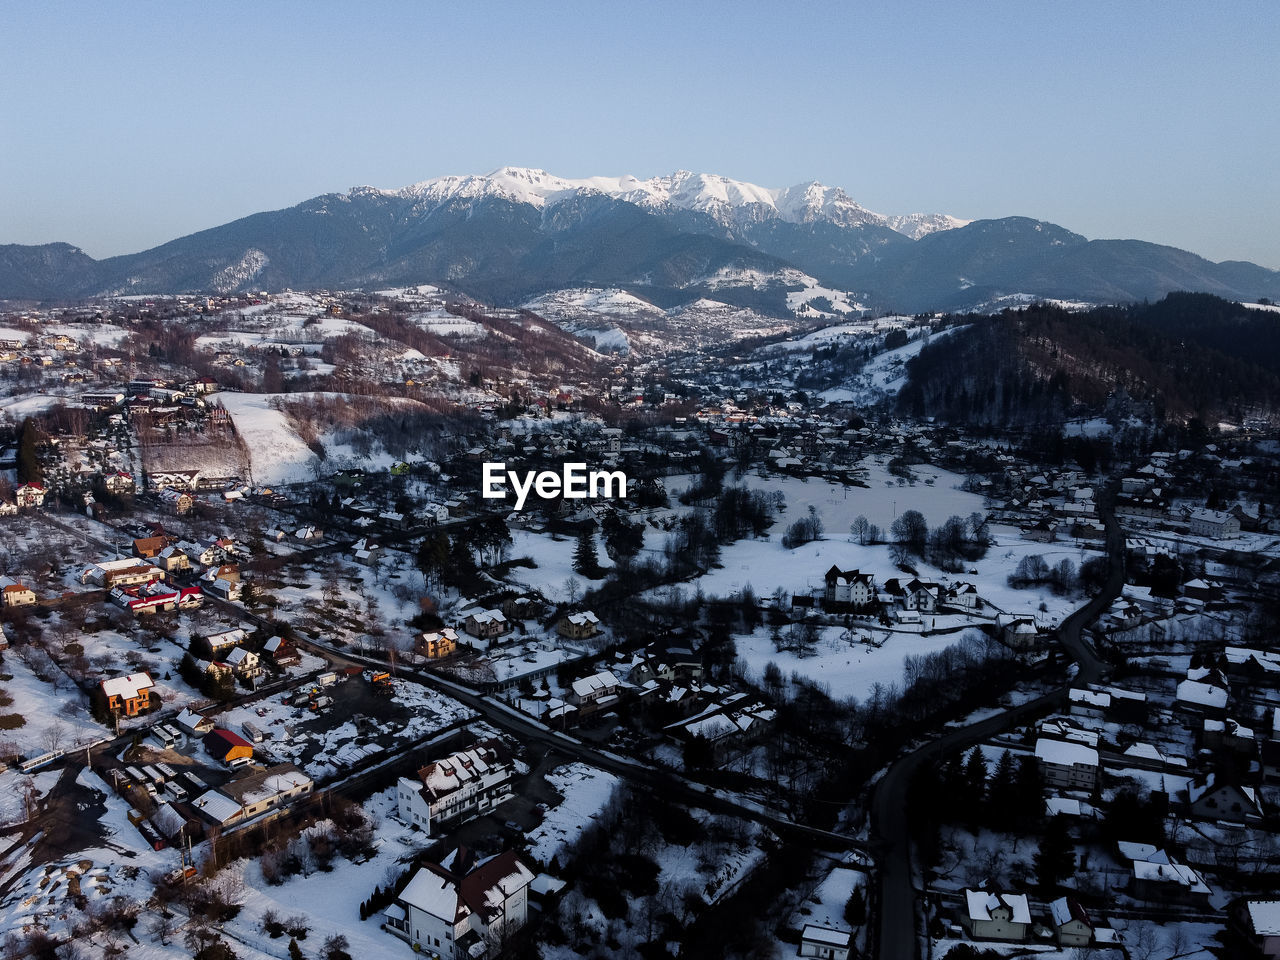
[2,167,1278,311]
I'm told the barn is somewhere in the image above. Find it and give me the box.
[202,728,253,764]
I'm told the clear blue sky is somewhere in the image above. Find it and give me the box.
[2,0,1277,268]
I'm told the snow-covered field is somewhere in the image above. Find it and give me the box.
[0,768,61,827]
[525,762,619,865]
[736,625,983,701]
[213,392,319,484]
[213,391,431,485]
[507,529,613,602]
[657,460,1085,625]
[0,394,75,419]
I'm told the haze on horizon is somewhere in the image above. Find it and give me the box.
[1,0,1277,270]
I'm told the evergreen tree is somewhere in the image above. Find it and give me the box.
[987,750,1019,827]
[16,418,41,485]
[844,887,866,927]
[288,939,305,960]
[962,747,988,825]
[416,531,449,583]
[1014,756,1044,830]
[573,527,603,580]
[1034,815,1075,892]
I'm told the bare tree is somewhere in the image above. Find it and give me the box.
[41,721,68,755]
[850,515,871,545]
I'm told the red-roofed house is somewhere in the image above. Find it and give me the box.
[203,728,253,764]
[15,483,46,509]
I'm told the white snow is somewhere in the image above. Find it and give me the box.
[525,762,619,864]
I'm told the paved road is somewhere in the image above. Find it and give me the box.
[297,635,873,857]
[871,497,1125,959]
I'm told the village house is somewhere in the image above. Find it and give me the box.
[1175,677,1229,718]
[207,576,242,601]
[0,578,37,608]
[132,535,168,559]
[568,670,621,713]
[961,889,1031,942]
[1232,899,1280,960]
[1034,737,1100,793]
[176,707,214,735]
[383,846,534,957]
[556,611,601,640]
[219,763,313,819]
[100,672,155,718]
[882,577,939,612]
[463,608,511,642]
[1188,507,1241,539]
[158,488,193,515]
[823,566,875,610]
[946,582,981,610]
[1187,773,1262,823]
[224,647,265,683]
[798,925,852,960]
[418,628,459,659]
[14,483,46,509]
[201,629,249,658]
[1130,858,1212,908]
[664,694,776,761]
[263,635,300,667]
[396,740,515,834]
[156,545,190,573]
[1048,896,1095,947]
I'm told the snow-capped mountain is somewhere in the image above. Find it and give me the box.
[386,167,967,238]
[3,166,1280,311]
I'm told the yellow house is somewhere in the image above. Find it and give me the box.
[418,627,458,658]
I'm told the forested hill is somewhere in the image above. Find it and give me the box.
[896,294,1280,426]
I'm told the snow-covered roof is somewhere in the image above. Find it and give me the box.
[224,764,312,806]
[965,889,1031,924]
[191,789,242,825]
[1045,797,1082,817]
[571,670,619,699]
[225,647,256,666]
[151,802,190,838]
[1246,900,1280,937]
[417,742,509,800]
[1049,896,1092,929]
[1176,679,1227,709]
[1034,737,1099,768]
[398,866,460,923]
[176,707,210,731]
[1117,841,1168,864]
[1069,688,1110,709]
[1189,507,1233,523]
[100,672,154,700]
[1131,859,1210,894]
[800,925,851,947]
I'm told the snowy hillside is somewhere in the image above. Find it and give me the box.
[523,287,798,354]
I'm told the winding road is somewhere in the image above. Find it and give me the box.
[871,497,1126,959]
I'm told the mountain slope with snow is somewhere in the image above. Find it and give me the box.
[386,166,966,238]
[4,167,1279,310]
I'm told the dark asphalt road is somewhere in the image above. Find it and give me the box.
[870,498,1124,959]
